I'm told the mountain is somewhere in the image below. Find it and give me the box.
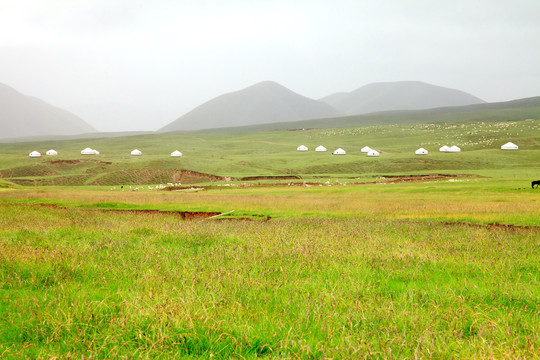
[0,82,96,139]
[319,81,485,115]
[191,96,540,134]
[160,81,342,132]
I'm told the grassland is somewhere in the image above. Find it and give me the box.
[1,119,540,358]
[0,119,539,186]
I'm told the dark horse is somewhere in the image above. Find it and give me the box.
[533,180,540,189]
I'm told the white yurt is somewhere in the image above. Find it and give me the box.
[81,147,98,155]
[131,149,142,156]
[171,150,183,157]
[501,142,518,150]
[361,146,372,153]
[29,151,41,158]
[439,145,450,152]
[448,145,461,152]
[297,145,308,151]
[415,147,428,155]
[315,145,327,152]
[46,149,58,156]
[367,150,380,157]
[333,148,346,155]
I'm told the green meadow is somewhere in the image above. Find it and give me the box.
[1,119,540,358]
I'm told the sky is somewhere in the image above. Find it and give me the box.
[1,0,539,132]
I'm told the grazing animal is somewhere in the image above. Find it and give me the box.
[532,180,540,189]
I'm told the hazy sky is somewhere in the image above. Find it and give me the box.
[1,0,539,132]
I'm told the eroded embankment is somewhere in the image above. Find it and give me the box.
[29,203,265,221]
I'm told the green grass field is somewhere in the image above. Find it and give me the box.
[1,119,540,358]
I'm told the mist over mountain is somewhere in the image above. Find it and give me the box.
[159,81,342,132]
[319,81,485,115]
[0,82,95,139]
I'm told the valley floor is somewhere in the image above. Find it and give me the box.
[1,177,539,358]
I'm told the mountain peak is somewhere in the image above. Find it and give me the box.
[320,81,485,115]
[160,81,342,132]
[0,82,96,139]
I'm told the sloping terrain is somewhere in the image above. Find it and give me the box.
[160,81,342,132]
[320,81,485,115]
[0,82,96,139]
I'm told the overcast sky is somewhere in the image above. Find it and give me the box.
[1,0,539,132]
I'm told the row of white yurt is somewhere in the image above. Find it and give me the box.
[28,149,58,157]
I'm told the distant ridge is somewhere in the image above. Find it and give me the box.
[189,96,540,134]
[319,81,485,115]
[159,81,342,132]
[0,82,96,139]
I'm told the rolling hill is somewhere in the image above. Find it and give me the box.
[319,81,485,115]
[0,82,96,139]
[192,96,540,134]
[159,81,342,132]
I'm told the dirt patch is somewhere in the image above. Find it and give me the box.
[46,159,112,166]
[240,175,301,181]
[441,221,539,232]
[376,174,476,183]
[91,169,229,186]
[100,208,222,220]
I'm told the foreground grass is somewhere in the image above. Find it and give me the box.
[1,199,539,358]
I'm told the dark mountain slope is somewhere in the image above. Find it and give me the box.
[160,81,342,132]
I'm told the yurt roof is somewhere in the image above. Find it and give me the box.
[501,142,518,149]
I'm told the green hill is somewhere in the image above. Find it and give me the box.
[0,115,538,187]
[190,96,540,134]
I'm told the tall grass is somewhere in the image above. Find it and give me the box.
[1,202,539,358]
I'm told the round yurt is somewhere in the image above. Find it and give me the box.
[315,145,327,152]
[333,148,346,155]
[46,149,58,156]
[415,147,428,155]
[131,149,142,156]
[297,145,308,151]
[501,142,518,150]
[29,151,41,158]
[171,150,183,157]
[439,145,450,152]
[367,150,380,157]
[81,147,97,155]
[448,145,461,152]
[361,146,372,153]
